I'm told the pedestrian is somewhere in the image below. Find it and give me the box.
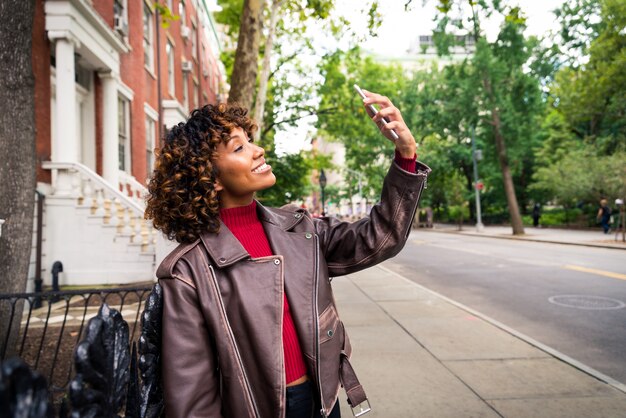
[144,93,430,418]
[532,203,541,228]
[597,198,612,234]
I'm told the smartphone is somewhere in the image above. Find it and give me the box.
[353,84,399,140]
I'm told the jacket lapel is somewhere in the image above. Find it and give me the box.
[199,220,249,267]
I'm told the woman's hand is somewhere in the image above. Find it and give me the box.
[361,89,417,158]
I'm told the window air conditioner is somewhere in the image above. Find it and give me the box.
[114,16,129,37]
[182,61,193,72]
[181,25,191,40]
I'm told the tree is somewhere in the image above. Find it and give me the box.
[400,62,482,221]
[217,0,384,207]
[551,0,626,154]
[218,0,383,135]
[316,48,408,199]
[227,0,265,109]
[0,0,36,356]
[553,0,603,67]
[529,0,626,214]
[432,1,549,234]
[531,146,626,207]
[252,0,285,140]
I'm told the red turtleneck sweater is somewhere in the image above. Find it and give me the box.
[219,152,416,384]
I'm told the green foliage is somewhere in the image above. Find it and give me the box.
[219,50,235,82]
[522,208,586,226]
[217,0,625,226]
[320,184,342,207]
[527,0,626,217]
[315,48,407,199]
[553,0,603,65]
[153,1,180,28]
[534,110,581,167]
[399,0,625,226]
[550,0,626,154]
[214,0,244,37]
[531,146,596,207]
[445,170,470,224]
[531,145,626,206]
[366,1,383,37]
[306,0,333,19]
[427,0,545,232]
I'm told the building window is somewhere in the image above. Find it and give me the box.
[193,79,199,109]
[143,4,154,71]
[183,73,189,111]
[191,23,197,59]
[114,0,125,20]
[202,45,208,79]
[166,40,175,96]
[118,96,131,172]
[145,116,156,178]
[179,1,186,28]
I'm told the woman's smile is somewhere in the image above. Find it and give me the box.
[251,159,272,174]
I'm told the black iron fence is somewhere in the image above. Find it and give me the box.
[0,284,164,418]
[0,286,154,406]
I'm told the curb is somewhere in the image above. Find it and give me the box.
[376,264,626,395]
[424,228,626,251]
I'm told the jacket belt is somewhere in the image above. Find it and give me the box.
[339,351,370,416]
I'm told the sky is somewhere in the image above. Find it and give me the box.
[358,0,567,57]
[273,0,566,155]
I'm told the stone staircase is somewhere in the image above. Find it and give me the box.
[39,162,157,286]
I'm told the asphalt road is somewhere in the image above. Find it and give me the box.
[384,230,626,385]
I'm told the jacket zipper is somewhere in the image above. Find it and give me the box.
[313,235,327,418]
[278,258,286,418]
[208,265,261,418]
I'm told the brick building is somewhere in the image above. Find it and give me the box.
[30,0,227,287]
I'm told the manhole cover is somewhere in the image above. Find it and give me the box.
[548,295,626,310]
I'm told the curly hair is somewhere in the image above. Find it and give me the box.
[145,103,258,243]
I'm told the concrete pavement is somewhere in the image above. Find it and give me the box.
[334,264,626,417]
[429,223,626,250]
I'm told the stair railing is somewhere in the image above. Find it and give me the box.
[42,161,155,250]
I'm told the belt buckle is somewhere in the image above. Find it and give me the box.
[350,399,371,417]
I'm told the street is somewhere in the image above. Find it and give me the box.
[384,230,626,385]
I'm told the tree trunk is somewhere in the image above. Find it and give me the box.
[468,1,523,235]
[0,0,36,357]
[228,0,265,110]
[484,78,525,235]
[253,0,284,141]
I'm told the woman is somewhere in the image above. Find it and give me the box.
[597,199,612,234]
[145,91,430,418]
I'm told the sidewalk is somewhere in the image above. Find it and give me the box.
[334,265,626,418]
[428,223,626,250]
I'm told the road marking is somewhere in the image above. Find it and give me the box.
[411,239,428,245]
[565,265,626,281]
[428,243,490,256]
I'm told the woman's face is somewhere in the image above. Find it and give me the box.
[213,127,276,208]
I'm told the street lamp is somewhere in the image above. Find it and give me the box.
[471,126,484,232]
[319,169,327,217]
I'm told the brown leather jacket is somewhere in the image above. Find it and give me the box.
[156,161,430,418]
